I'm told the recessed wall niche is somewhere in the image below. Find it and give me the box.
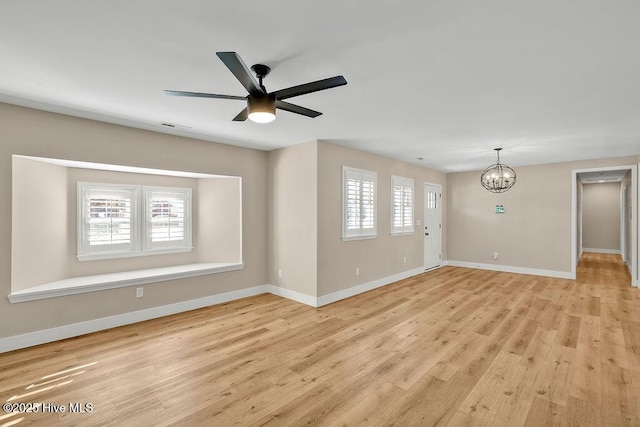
[11,155,242,296]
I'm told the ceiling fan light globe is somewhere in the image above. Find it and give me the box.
[247,94,276,124]
[248,111,276,123]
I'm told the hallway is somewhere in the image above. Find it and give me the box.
[578,252,632,286]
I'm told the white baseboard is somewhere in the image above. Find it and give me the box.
[446,260,572,279]
[0,285,269,354]
[264,285,317,307]
[316,267,424,307]
[426,261,449,271]
[582,248,621,255]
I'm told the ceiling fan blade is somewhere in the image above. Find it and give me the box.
[164,90,245,100]
[232,108,248,121]
[276,100,322,118]
[272,76,347,100]
[216,52,265,97]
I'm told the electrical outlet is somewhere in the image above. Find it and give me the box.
[278,269,283,278]
[493,252,499,260]
[136,287,143,298]
[403,256,407,264]
[355,267,360,276]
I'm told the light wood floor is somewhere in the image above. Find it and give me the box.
[1,253,638,426]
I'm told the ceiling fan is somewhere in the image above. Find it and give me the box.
[164,51,347,123]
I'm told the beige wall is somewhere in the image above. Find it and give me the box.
[197,177,242,264]
[1,102,267,339]
[267,141,318,296]
[11,157,69,291]
[582,183,621,251]
[317,141,446,297]
[447,156,637,273]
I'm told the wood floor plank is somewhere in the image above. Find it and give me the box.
[459,351,531,426]
[521,326,557,371]
[555,314,582,349]
[0,252,638,426]
[504,319,539,356]
[530,344,575,406]
[601,363,638,425]
[570,343,602,404]
[523,396,566,427]
[566,395,600,427]
[578,314,602,347]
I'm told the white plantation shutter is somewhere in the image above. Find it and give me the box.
[391,175,414,234]
[143,187,192,250]
[346,176,361,231]
[343,166,377,239]
[78,183,139,257]
[78,183,192,260]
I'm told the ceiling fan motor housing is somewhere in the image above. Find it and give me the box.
[247,93,276,122]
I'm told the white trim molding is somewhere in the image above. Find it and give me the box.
[446,260,572,279]
[317,267,424,307]
[582,248,622,255]
[264,285,317,307]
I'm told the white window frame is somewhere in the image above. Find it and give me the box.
[342,166,377,241]
[142,186,192,253]
[77,182,140,260]
[77,182,192,261]
[390,175,415,235]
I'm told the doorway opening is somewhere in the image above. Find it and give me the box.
[571,165,637,286]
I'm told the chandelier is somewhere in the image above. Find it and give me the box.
[480,148,516,193]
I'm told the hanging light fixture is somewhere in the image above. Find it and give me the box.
[247,94,276,123]
[480,148,516,193]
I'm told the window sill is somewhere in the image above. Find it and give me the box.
[8,262,243,303]
[390,231,415,236]
[342,234,377,241]
[77,246,193,262]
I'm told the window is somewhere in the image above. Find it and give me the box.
[144,187,191,251]
[391,175,414,234]
[78,183,192,260]
[342,166,377,240]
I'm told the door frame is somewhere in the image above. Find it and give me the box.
[622,184,628,266]
[571,165,637,286]
[424,182,443,270]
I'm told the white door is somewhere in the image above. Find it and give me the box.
[424,183,442,270]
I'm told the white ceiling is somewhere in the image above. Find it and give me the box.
[1,0,639,172]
